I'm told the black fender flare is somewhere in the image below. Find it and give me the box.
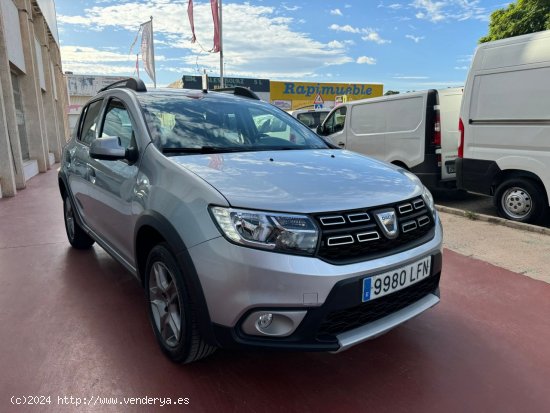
[134,211,217,345]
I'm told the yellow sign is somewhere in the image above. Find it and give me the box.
[270,81,383,103]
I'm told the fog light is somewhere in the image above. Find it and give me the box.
[242,311,307,337]
[257,313,273,329]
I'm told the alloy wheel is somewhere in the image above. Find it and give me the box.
[64,197,75,240]
[148,261,182,348]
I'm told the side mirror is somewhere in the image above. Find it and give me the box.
[90,136,127,161]
[316,124,325,135]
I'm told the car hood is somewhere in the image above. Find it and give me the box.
[170,150,422,213]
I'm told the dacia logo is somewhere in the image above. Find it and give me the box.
[374,209,399,239]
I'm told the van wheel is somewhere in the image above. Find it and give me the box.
[63,196,95,249]
[145,243,216,363]
[494,178,548,224]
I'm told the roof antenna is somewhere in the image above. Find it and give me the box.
[202,69,208,93]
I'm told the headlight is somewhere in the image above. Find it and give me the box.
[209,206,319,255]
[422,186,436,217]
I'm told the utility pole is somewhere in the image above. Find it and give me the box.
[219,0,224,88]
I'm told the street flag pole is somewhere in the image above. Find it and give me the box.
[219,0,223,88]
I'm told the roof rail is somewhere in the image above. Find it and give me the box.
[213,86,260,100]
[98,77,147,93]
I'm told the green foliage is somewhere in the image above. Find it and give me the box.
[480,0,550,43]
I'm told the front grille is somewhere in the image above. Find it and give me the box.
[313,197,435,263]
[317,273,440,338]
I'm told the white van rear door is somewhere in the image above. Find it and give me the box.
[438,88,463,180]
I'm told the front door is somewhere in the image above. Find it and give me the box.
[321,106,347,148]
[86,97,140,263]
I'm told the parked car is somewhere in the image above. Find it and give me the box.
[457,30,550,224]
[58,78,443,363]
[316,88,463,189]
[290,108,331,131]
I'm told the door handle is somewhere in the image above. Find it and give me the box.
[337,142,346,147]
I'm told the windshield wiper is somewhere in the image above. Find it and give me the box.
[162,146,252,154]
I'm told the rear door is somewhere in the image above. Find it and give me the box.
[438,88,463,180]
[67,98,105,232]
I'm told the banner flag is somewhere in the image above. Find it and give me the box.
[141,21,155,83]
[129,25,143,55]
[210,0,220,53]
[188,0,197,43]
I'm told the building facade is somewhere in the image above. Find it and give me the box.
[0,0,69,197]
[65,74,128,132]
[171,75,383,111]
[177,75,271,102]
[270,81,383,110]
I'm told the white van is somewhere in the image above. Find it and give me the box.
[316,88,462,189]
[290,108,331,130]
[457,30,550,224]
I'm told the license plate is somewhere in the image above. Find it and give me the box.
[362,257,431,302]
[446,165,456,174]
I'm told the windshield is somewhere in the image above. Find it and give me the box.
[138,93,330,153]
[296,111,329,129]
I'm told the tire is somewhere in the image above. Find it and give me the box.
[145,243,216,363]
[63,195,95,249]
[494,178,548,224]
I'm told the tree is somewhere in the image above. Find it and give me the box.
[479,0,550,43]
[384,90,400,95]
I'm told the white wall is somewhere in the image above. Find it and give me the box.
[0,0,26,72]
[50,61,57,99]
[34,36,46,91]
[36,0,58,45]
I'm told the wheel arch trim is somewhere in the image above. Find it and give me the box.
[134,211,217,345]
[495,157,549,204]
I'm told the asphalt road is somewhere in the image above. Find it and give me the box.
[433,188,550,228]
[1,170,550,412]
[432,189,496,216]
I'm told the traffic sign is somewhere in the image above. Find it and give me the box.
[314,103,323,109]
[313,93,324,105]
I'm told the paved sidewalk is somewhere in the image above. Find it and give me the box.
[440,212,550,284]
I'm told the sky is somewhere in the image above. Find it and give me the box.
[55,0,509,92]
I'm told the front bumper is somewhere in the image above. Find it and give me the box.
[188,214,443,351]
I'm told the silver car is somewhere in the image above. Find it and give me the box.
[58,78,443,363]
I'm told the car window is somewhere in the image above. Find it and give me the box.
[297,112,329,129]
[76,105,88,139]
[323,107,347,135]
[100,99,135,150]
[297,113,316,127]
[138,94,329,152]
[249,109,302,143]
[79,99,103,145]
